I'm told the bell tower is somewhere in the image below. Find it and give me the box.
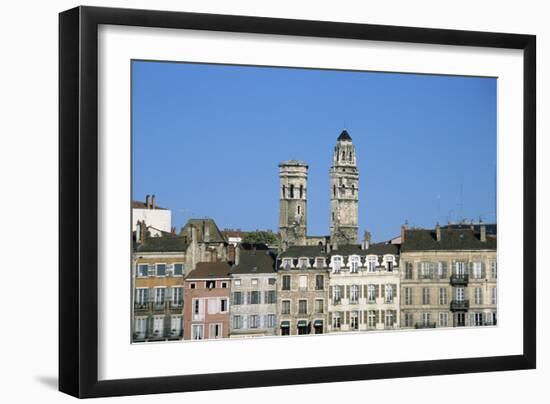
[330,130,359,245]
[278,160,308,248]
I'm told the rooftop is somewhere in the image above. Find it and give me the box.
[185,262,232,280]
[401,226,497,252]
[232,250,276,274]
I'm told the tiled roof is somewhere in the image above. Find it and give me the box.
[185,262,232,280]
[401,227,497,252]
[231,251,276,274]
[279,245,325,258]
[134,235,188,253]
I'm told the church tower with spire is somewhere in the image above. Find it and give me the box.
[330,130,359,245]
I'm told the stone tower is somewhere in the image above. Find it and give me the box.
[279,160,308,248]
[330,130,359,245]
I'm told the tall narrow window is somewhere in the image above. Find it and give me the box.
[299,184,303,199]
[351,184,355,196]
[290,184,294,198]
[282,185,286,198]
[297,205,301,215]
[333,184,336,197]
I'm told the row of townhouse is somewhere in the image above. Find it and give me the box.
[132,221,497,341]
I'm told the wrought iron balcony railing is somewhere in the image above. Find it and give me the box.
[450,274,469,286]
[450,299,470,311]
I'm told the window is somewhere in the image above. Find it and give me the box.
[404,313,413,327]
[281,300,291,315]
[268,278,276,285]
[266,314,276,328]
[233,315,242,329]
[299,275,308,290]
[474,287,482,305]
[405,262,413,279]
[350,311,359,330]
[172,287,183,306]
[206,280,215,289]
[332,256,342,273]
[315,275,324,290]
[154,287,166,305]
[134,317,147,338]
[491,287,497,305]
[289,184,294,198]
[350,256,360,273]
[385,310,395,327]
[472,262,482,279]
[249,291,260,304]
[299,184,303,199]
[265,290,277,304]
[282,275,291,290]
[439,288,447,305]
[422,312,431,326]
[351,184,355,195]
[190,283,196,289]
[422,288,430,305]
[491,261,497,278]
[298,300,308,314]
[350,285,359,303]
[170,316,182,336]
[208,298,219,314]
[234,279,241,286]
[220,298,228,313]
[455,261,466,276]
[367,285,376,302]
[156,263,166,276]
[153,316,164,336]
[385,285,393,303]
[192,298,204,320]
[251,278,258,286]
[232,291,242,305]
[137,264,149,277]
[404,287,412,305]
[332,285,342,303]
[368,310,377,327]
[135,288,149,306]
[173,263,184,276]
[473,312,484,326]
[209,323,222,339]
[221,282,228,288]
[316,258,325,268]
[439,312,448,327]
[455,312,465,327]
[297,205,301,215]
[315,299,324,313]
[298,258,308,269]
[332,312,341,329]
[455,287,465,302]
[367,256,377,272]
[385,256,394,271]
[282,259,292,269]
[249,315,259,328]
[420,262,434,279]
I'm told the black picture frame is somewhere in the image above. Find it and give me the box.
[59,5,536,398]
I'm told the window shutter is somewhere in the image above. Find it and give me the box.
[381,310,386,325]
[345,311,350,325]
[392,284,397,300]
[381,285,386,299]
[375,310,379,324]
[363,310,368,324]
[375,284,380,298]
[329,312,333,325]
[481,262,486,278]
[359,285,363,298]
[468,262,474,276]
[246,292,251,305]
[441,262,448,278]
[329,286,333,299]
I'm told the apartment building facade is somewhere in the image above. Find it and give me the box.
[277,245,329,336]
[229,247,278,337]
[183,262,232,340]
[327,242,400,332]
[400,223,497,329]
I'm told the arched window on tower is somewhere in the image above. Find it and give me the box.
[333,184,336,197]
[297,205,301,215]
[341,151,345,161]
[290,184,294,198]
[352,184,355,196]
[299,184,303,199]
[282,185,286,198]
[349,151,353,161]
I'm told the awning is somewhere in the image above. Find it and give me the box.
[280,321,290,328]
[313,319,323,327]
[297,320,308,328]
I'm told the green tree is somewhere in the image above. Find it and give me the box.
[242,231,278,245]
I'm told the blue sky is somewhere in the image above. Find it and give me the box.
[132,60,496,242]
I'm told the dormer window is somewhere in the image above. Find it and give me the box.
[315,257,325,268]
[282,258,292,269]
[350,255,360,273]
[367,256,377,272]
[384,255,395,272]
[332,256,342,273]
[298,258,308,269]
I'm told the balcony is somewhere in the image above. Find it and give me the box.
[450,274,469,286]
[414,322,436,329]
[450,299,470,311]
[169,301,183,313]
[134,302,151,312]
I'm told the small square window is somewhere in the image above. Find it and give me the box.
[251,278,259,286]
[268,278,276,285]
[234,279,241,286]
[221,282,228,288]
[190,283,196,289]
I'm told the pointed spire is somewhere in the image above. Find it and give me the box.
[337,129,352,141]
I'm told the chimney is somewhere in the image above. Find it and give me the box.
[235,244,241,265]
[145,194,151,209]
[362,231,371,250]
[138,220,146,243]
[436,223,441,242]
[480,221,487,242]
[400,220,409,243]
[151,194,156,209]
[136,221,142,243]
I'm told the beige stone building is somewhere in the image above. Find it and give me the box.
[327,241,400,332]
[277,245,329,335]
[400,223,497,329]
